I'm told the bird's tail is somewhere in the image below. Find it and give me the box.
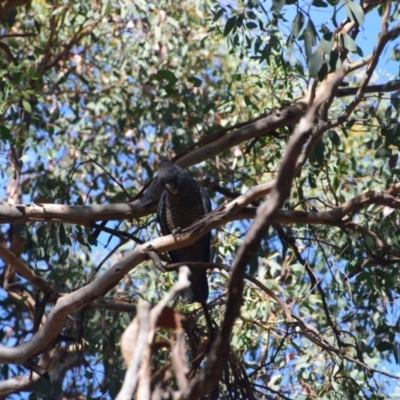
[181,267,209,304]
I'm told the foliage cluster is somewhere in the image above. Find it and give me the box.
[0,0,400,399]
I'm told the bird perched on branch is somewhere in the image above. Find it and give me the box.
[157,159,211,304]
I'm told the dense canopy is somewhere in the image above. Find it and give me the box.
[0,0,400,399]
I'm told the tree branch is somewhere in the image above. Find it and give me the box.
[180,65,348,400]
[0,243,54,294]
[336,79,400,97]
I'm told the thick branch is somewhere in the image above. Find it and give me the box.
[175,102,307,168]
[180,69,347,400]
[0,203,230,364]
[3,181,400,230]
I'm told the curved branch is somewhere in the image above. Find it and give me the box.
[0,121,399,366]
[180,68,348,400]
[175,101,307,168]
[0,188,261,363]
[0,244,53,293]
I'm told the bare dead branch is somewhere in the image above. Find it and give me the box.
[344,56,374,74]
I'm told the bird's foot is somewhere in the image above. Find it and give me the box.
[172,227,182,237]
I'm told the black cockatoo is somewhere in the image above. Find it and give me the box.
[157,159,211,304]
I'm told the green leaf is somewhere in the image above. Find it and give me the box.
[0,125,12,141]
[59,248,70,264]
[391,48,400,61]
[22,100,32,113]
[317,62,329,81]
[33,46,45,55]
[244,21,255,30]
[329,50,340,71]
[272,0,285,14]
[320,32,334,54]
[236,14,244,28]
[4,8,17,28]
[340,33,357,53]
[305,19,317,47]
[47,148,54,159]
[287,34,295,62]
[313,0,328,7]
[188,76,202,87]
[33,379,54,396]
[157,69,178,86]
[389,153,398,170]
[308,49,324,77]
[310,138,325,164]
[224,16,237,37]
[59,223,67,245]
[291,11,304,39]
[328,130,341,146]
[377,341,392,352]
[345,1,364,26]
[213,8,224,22]
[394,343,400,365]
[375,147,391,159]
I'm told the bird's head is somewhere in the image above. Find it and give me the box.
[158,159,184,196]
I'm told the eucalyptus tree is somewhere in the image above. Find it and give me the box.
[0,0,400,399]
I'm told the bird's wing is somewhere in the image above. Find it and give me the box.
[156,165,211,303]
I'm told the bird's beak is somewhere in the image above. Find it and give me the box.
[165,182,179,195]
